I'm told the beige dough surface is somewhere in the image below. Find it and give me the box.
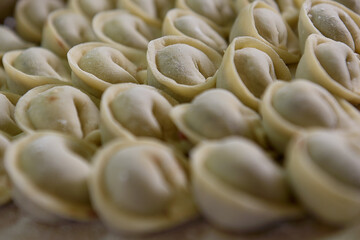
[0,203,337,240]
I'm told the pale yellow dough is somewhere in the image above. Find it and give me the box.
[146,35,222,102]
[92,9,161,69]
[5,131,96,223]
[230,1,300,64]
[89,139,198,234]
[296,34,360,104]
[216,36,291,111]
[69,0,115,19]
[260,80,360,153]
[42,9,96,58]
[15,84,99,139]
[286,130,360,225]
[191,137,302,232]
[2,47,71,95]
[15,0,64,43]
[162,9,228,53]
[67,42,140,98]
[170,89,267,148]
[100,83,178,144]
[298,0,360,54]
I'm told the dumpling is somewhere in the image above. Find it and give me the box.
[162,9,228,53]
[236,0,299,28]
[333,0,360,14]
[0,92,22,137]
[286,130,360,225]
[146,35,222,102]
[15,84,99,140]
[5,131,96,222]
[260,79,359,153]
[0,25,33,59]
[69,0,115,19]
[296,34,360,104]
[117,0,175,27]
[2,47,71,95]
[100,83,178,144]
[0,133,11,206]
[230,1,300,64]
[92,9,161,69]
[170,89,267,148]
[216,36,291,111]
[67,42,140,98]
[89,138,197,234]
[176,0,236,31]
[298,0,360,53]
[42,9,97,58]
[191,137,302,231]
[15,0,64,43]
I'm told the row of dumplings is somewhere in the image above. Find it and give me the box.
[0,0,359,236]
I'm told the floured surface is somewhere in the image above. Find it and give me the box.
[0,203,338,240]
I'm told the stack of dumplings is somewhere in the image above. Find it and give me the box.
[0,0,360,238]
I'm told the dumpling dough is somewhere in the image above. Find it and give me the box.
[5,131,96,222]
[68,42,140,98]
[296,34,360,104]
[177,0,236,28]
[15,0,64,42]
[260,79,358,152]
[89,139,197,234]
[191,137,302,231]
[170,89,267,147]
[286,130,360,224]
[216,36,291,111]
[100,83,178,144]
[298,0,360,53]
[230,1,300,64]
[147,36,222,102]
[15,85,99,139]
[163,9,228,53]
[2,47,71,94]
[0,26,33,58]
[42,9,96,58]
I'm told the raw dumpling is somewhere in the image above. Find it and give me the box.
[260,79,359,153]
[0,25,33,59]
[298,0,360,53]
[296,34,360,104]
[69,0,116,19]
[191,137,302,231]
[236,0,299,28]
[230,1,300,64]
[0,134,11,206]
[117,0,175,27]
[0,92,22,137]
[216,36,291,111]
[2,47,71,94]
[333,0,360,14]
[176,0,236,31]
[15,0,64,43]
[5,131,96,222]
[67,42,140,98]
[286,130,360,225]
[170,89,267,148]
[92,9,161,69]
[100,83,178,144]
[89,138,197,234]
[146,35,222,102]
[42,9,97,58]
[15,84,99,140]
[162,9,228,53]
